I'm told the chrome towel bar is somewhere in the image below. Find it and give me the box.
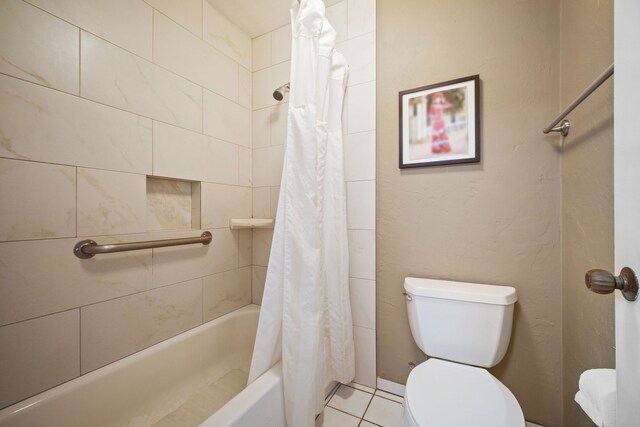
[543,63,614,136]
[73,231,212,259]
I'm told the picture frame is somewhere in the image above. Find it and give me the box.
[399,75,480,168]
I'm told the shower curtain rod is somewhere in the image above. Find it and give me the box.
[543,63,614,136]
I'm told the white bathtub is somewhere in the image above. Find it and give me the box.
[0,304,286,427]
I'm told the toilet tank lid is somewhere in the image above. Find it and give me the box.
[404,277,518,305]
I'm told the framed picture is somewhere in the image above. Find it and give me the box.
[399,75,480,168]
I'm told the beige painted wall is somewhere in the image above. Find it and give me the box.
[377,1,563,425]
[560,0,614,426]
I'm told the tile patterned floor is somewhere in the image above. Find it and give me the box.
[316,383,404,427]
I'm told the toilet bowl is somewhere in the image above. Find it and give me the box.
[403,277,525,427]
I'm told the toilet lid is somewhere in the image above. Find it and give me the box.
[405,359,524,427]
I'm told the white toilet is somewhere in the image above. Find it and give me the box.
[403,277,525,427]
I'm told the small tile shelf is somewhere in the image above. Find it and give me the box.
[229,218,275,229]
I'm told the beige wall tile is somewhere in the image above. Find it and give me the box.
[0,0,79,94]
[145,0,202,37]
[154,12,238,101]
[347,0,376,39]
[238,230,252,267]
[203,2,252,70]
[152,229,238,288]
[251,266,267,305]
[81,31,202,132]
[81,279,202,373]
[203,267,251,322]
[252,229,273,267]
[203,90,251,147]
[337,32,376,87]
[0,310,80,409]
[252,145,284,187]
[347,81,375,134]
[239,147,252,187]
[0,159,76,242]
[0,235,152,326]
[353,325,376,388]
[344,131,375,182]
[201,183,251,229]
[0,74,152,174]
[270,186,280,218]
[238,66,252,110]
[349,278,375,329]
[252,108,272,148]
[270,103,288,146]
[153,121,238,185]
[252,187,271,218]
[252,33,271,71]
[146,178,192,232]
[271,25,292,65]
[346,180,375,230]
[326,1,348,43]
[252,61,290,109]
[77,168,146,237]
[27,0,152,60]
[348,230,375,280]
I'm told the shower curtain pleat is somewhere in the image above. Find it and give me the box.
[247,1,355,425]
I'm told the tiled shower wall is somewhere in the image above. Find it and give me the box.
[0,0,254,409]
[249,0,377,388]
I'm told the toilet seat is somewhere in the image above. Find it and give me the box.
[404,358,524,427]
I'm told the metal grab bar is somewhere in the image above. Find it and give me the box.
[73,231,212,259]
[543,63,614,136]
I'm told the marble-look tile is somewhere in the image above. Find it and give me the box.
[0,0,79,94]
[349,278,375,329]
[344,131,375,182]
[251,266,267,305]
[81,278,202,373]
[0,159,75,242]
[252,187,271,218]
[328,385,373,418]
[239,147,252,187]
[203,267,251,322]
[315,406,360,427]
[252,229,273,267]
[145,0,202,37]
[238,67,252,110]
[27,0,152,60]
[347,0,376,39]
[0,310,79,409]
[326,1,348,43]
[0,235,152,326]
[348,382,376,394]
[270,103,288,146]
[347,81,376,134]
[152,229,238,288]
[252,108,272,148]
[154,12,238,101]
[252,33,271,72]
[0,74,152,174]
[238,230,252,267]
[271,25,292,65]
[200,183,251,229]
[374,389,404,403]
[153,121,238,185]
[77,168,146,236]
[348,229,375,280]
[81,31,202,132]
[146,178,192,232]
[253,145,285,187]
[359,421,378,427]
[252,61,290,109]
[203,90,251,147]
[347,180,375,230]
[270,186,281,218]
[203,2,251,70]
[337,32,375,87]
[353,325,376,388]
[191,182,202,229]
[363,396,404,426]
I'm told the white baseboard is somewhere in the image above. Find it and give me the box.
[376,376,406,396]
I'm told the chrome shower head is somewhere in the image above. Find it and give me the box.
[273,83,290,101]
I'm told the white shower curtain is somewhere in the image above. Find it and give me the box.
[247,0,355,426]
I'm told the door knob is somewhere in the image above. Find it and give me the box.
[585,267,638,301]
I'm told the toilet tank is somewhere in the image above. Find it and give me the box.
[404,277,518,368]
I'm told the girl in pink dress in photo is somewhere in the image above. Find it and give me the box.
[429,92,452,154]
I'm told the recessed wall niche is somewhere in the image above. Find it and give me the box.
[146,177,201,231]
